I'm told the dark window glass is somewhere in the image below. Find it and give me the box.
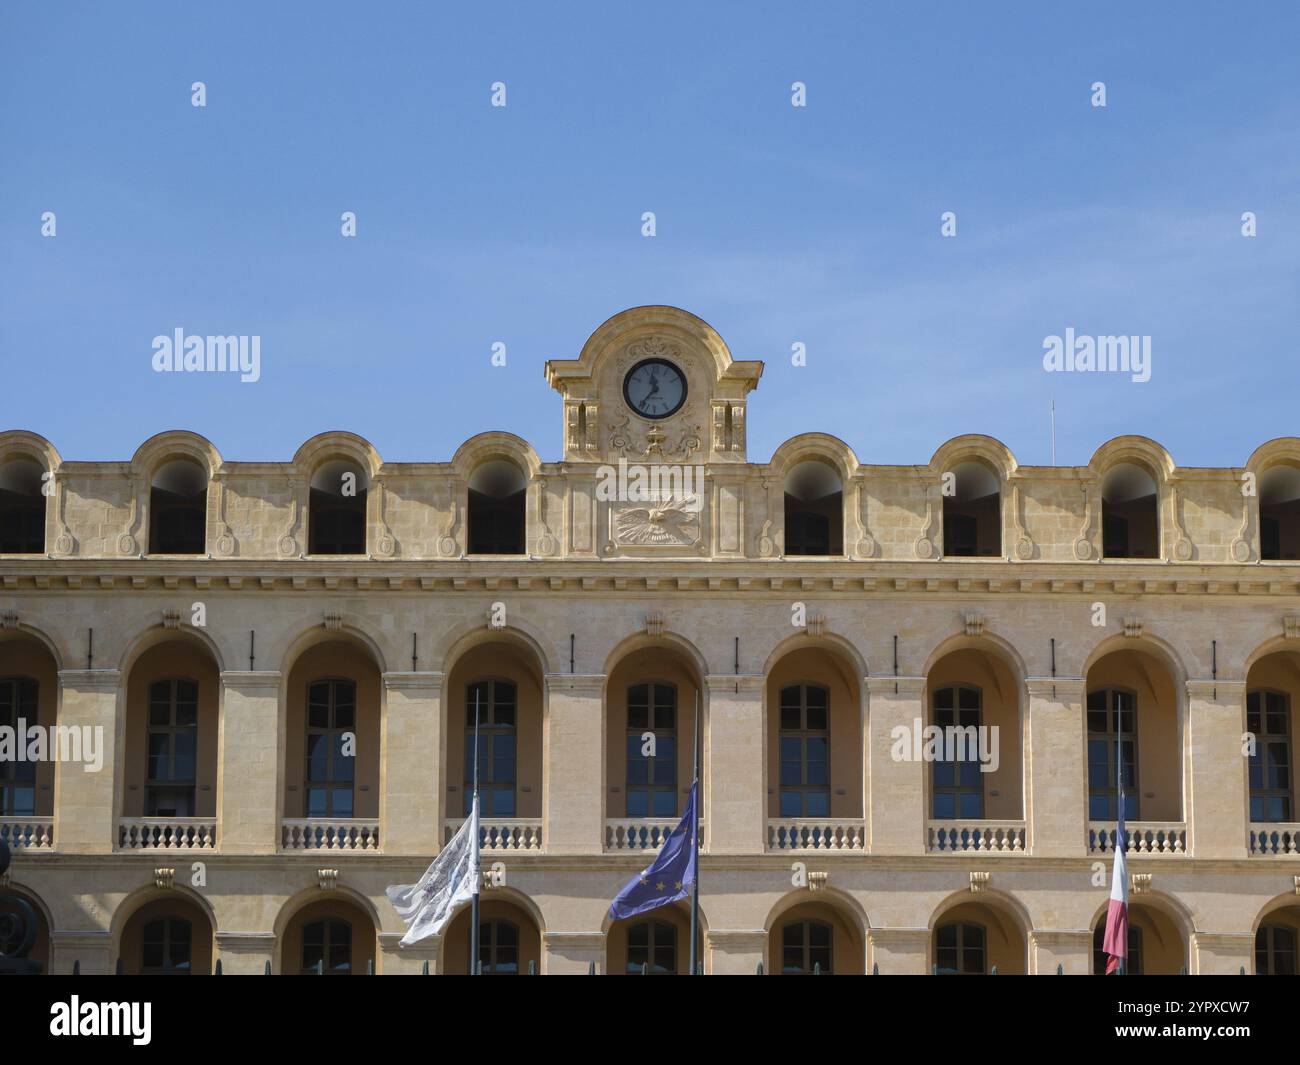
[140,917,192,974]
[309,472,366,555]
[1256,925,1296,976]
[304,680,356,818]
[781,920,833,974]
[301,919,351,974]
[627,920,678,974]
[0,462,46,554]
[625,683,677,818]
[1086,689,1139,821]
[931,685,984,819]
[468,489,526,555]
[465,680,518,817]
[1247,691,1293,822]
[479,920,520,974]
[1093,922,1144,975]
[936,922,986,974]
[0,678,38,816]
[145,679,198,817]
[777,685,831,817]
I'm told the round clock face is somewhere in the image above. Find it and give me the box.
[623,358,687,419]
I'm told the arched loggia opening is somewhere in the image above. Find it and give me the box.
[445,896,543,975]
[1244,649,1300,841]
[280,895,377,975]
[1259,465,1300,561]
[444,635,545,850]
[308,460,367,555]
[1091,902,1185,974]
[1102,463,1159,559]
[942,461,1001,557]
[1255,901,1300,975]
[1085,644,1183,851]
[282,634,382,848]
[924,641,1024,850]
[784,460,842,556]
[467,460,527,555]
[121,635,221,847]
[767,893,866,975]
[765,640,863,850]
[119,894,215,974]
[931,895,1028,974]
[604,641,701,850]
[148,458,207,555]
[0,457,46,554]
[0,632,58,832]
[608,901,705,975]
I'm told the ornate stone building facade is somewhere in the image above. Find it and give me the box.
[1,305,1299,974]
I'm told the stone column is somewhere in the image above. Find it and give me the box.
[217,671,282,854]
[1192,931,1254,974]
[1025,678,1087,857]
[708,929,766,974]
[215,931,277,975]
[54,669,121,854]
[50,930,113,975]
[378,931,439,975]
[380,672,444,856]
[703,674,765,854]
[1186,680,1248,858]
[867,928,929,974]
[543,674,605,855]
[1029,929,1092,974]
[865,676,926,855]
[543,931,605,974]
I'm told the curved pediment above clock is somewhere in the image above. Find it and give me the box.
[544,306,763,463]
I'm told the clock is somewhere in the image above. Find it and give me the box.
[623,358,687,419]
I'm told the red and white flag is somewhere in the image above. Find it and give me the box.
[1102,802,1128,974]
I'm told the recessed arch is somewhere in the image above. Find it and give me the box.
[764,888,867,975]
[273,886,380,975]
[111,884,218,974]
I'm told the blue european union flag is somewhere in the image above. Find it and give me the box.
[608,782,698,921]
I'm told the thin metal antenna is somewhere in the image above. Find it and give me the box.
[1050,398,1057,466]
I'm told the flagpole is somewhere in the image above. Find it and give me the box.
[1116,700,1125,977]
[689,690,700,976]
[471,687,481,975]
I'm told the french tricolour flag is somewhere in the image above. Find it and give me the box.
[1102,798,1128,974]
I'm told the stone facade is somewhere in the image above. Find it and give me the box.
[1,305,1299,975]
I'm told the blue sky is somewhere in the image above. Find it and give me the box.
[2,2,1296,468]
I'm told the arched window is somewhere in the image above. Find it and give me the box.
[1247,690,1292,822]
[466,680,516,817]
[783,460,842,556]
[626,682,677,818]
[627,920,677,974]
[468,461,526,555]
[1101,463,1159,559]
[1260,466,1300,560]
[1256,924,1296,975]
[778,684,829,817]
[302,919,351,975]
[0,678,37,816]
[141,917,192,974]
[942,461,1001,557]
[149,458,207,555]
[1087,689,1138,820]
[146,679,198,817]
[1093,922,1143,975]
[478,920,520,974]
[0,458,46,554]
[309,461,366,555]
[782,920,832,974]
[931,685,983,819]
[935,921,985,974]
[305,679,356,817]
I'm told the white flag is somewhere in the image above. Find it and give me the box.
[386,794,480,946]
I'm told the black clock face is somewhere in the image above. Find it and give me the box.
[623,358,687,419]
